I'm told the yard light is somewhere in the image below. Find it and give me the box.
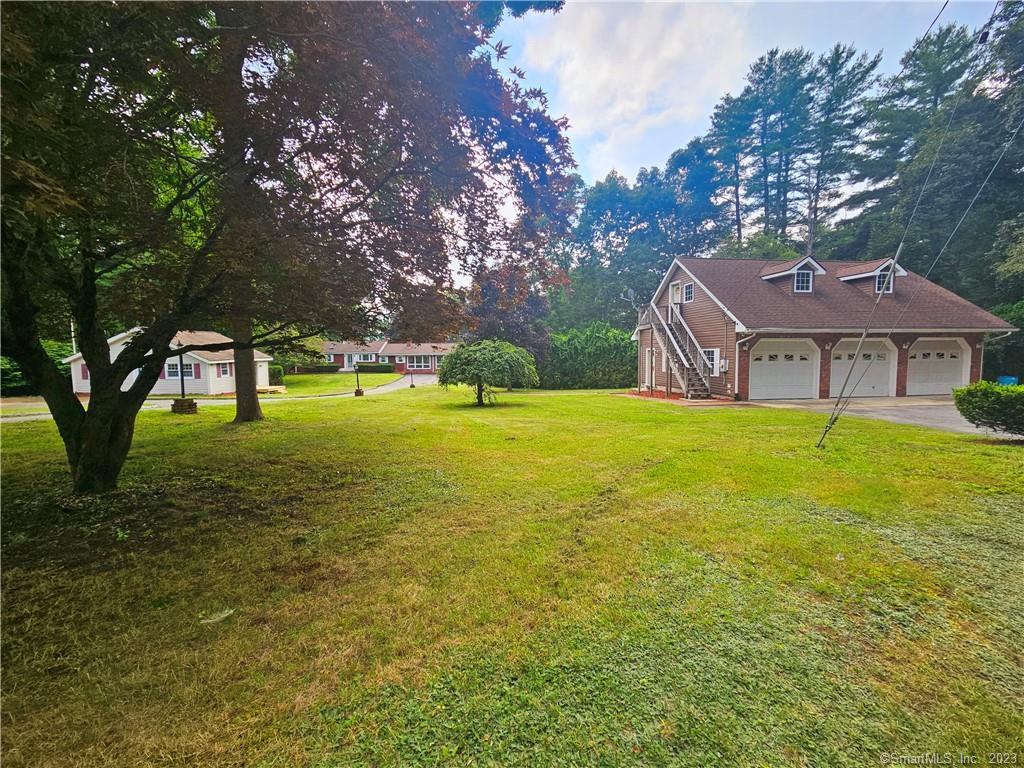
[354,364,364,396]
[409,369,416,388]
[171,350,197,415]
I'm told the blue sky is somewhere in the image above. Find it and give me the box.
[495,1,995,183]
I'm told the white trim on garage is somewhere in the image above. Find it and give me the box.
[748,338,820,400]
[829,337,897,398]
[907,337,970,396]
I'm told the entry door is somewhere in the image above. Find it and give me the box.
[907,340,967,395]
[829,341,893,397]
[748,339,818,400]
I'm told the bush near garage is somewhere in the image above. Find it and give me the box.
[268,364,285,386]
[953,381,1024,435]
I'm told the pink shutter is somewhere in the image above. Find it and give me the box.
[216,363,222,378]
[159,364,165,380]
[194,362,201,380]
[81,363,89,380]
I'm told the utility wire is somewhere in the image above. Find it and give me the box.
[816,2,1003,448]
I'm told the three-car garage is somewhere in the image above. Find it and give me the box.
[746,336,972,400]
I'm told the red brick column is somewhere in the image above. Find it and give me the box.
[816,335,842,399]
[892,334,913,397]
[967,334,983,382]
[736,334,755,400]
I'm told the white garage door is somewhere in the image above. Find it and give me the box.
[830,340,893,398]
[908,340,967,395]
[749,340,818,400]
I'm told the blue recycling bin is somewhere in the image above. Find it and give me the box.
[996,375,1018,386]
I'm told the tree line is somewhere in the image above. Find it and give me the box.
[546,5,1024,333]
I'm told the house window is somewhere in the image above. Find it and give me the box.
[407,355,431,370]
[356,353,375,362]
[396,356,405,363]
[165,362,194,379]
[325,353,334,363]
[875,268,894,294]
[794,270,813,293]
[784,354,794,362]
[683,282,695,303]
[768,354,778,362]
[219,363,230,376]
[702,348,720,375]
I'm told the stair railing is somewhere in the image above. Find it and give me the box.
[668,303,712,387]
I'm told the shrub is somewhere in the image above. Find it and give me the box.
[538,322,636,389]
[355,362,394,373]
[268,364,284,386]
[438,340,538,405]
[295,364,344,374]
[1,340,73,396]
[953,381,1024,435]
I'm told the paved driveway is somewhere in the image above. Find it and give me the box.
[752,395,997,435]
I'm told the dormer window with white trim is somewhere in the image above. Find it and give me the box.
[875,267,894,294]
[794,270,813,293]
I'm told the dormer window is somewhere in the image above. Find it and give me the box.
[875,268,894,294]
[794,270,813,293]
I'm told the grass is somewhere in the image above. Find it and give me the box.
[273,371,404,397]
[1,387,1022,767]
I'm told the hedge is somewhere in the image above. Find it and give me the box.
[355,362,394,373]
[538,322,636,389]
[268,364,284,386]
[1,340,73,396]
[953,381,1024,435]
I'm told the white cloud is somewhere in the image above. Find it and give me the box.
[519,1,753,179]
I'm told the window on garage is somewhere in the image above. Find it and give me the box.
[794,270,813,292]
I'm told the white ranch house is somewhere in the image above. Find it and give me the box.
[64,329,273,396]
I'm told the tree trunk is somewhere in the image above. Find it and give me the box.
[476,382,484,406]
[733,156,743,243]
[69,396,141,493]
[231,313,264,423]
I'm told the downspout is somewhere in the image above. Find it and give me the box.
[734,332,756,399]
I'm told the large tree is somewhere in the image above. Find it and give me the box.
[1,2,573,492]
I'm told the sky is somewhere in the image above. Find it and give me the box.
[494,1,996,184]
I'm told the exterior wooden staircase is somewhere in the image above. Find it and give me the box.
[646,304,712,399]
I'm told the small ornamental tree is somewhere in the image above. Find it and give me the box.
[438,341,538,406]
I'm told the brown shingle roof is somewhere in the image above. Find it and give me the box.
[833,257,892,278]
[172,330,273,362]
[323,339,387,355]
[381,341,457,356]
[758,256,806,278]
[677,258,1013,331]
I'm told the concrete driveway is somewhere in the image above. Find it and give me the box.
[752,395,998,435]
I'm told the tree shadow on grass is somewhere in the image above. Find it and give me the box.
[442,399,531,411]
[971,435,1024,446]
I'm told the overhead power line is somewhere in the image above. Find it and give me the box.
[816,1,1004,448]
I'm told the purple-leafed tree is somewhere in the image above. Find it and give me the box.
[1,2,573,492]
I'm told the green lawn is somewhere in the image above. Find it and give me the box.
[274,371,404,397]
[1,388,1021,767]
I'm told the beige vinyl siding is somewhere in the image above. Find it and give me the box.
[664,264,737,397]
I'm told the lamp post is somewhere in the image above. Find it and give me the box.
[409,367,416,388]
[354,364,364,397]
[171,350,197,414]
